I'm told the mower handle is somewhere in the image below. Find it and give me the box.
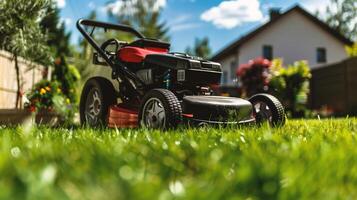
[77,19,146,98]
[77,19,144,39]
[77,19,144,66]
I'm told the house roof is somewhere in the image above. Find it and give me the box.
[211,5,354,61]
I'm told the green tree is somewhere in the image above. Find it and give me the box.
[107,0,170,41]
[319,0,357,41]
[40,1,80,104]
[185,37,212,59]
[40,2,72,58]
[0,0,51,108]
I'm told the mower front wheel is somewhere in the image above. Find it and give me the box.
[139,89,182,130]
[248,93,285,126]
[80,77,117,127]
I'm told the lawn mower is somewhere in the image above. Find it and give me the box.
[77,19,285,129]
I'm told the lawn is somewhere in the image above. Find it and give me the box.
[1,119,357,200]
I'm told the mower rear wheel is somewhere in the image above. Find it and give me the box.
[80,77,117,127]
[248,93,285,126]
[139,89,182,129]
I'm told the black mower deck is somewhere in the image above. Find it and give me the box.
[182,96,254,123]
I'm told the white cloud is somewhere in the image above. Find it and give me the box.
[200,0,263,29]
[300,0,330,15]
[55,0,66,8]
[106,0,166,15]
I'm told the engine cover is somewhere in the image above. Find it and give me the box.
[144,53,222,85]
[144,53,221,71]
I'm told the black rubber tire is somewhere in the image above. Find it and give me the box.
[248,93,285,126]
[139,89,182,129]
[79,77,117,127]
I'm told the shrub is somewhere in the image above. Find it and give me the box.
[52,57,81,104]
[269,59,311,117]
[345,42,357,57]
[236,57,271,97]
[24,80,75,122]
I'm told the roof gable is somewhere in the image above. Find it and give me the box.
[212,5,353,61]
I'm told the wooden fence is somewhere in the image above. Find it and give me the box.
[310,57,357,115]
[0,50,45,109]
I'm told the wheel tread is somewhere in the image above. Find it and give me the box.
[79,77,117,127]
[139,89,182,129]
[249,93,285,126]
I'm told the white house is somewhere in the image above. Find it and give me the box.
[211,5,353,86]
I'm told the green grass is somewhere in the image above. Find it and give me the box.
[1,119,357,200]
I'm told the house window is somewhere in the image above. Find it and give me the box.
[263,45,273,60]
[230,61,237,80]
[317,48,326,63]
[221,71,228,85]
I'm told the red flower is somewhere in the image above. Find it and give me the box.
[251,57,271,67]
[237,63,251,77]
[237,57,272,77]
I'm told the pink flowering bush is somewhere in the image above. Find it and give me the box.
[236,57,271,97]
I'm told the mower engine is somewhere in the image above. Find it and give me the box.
[137,53,222,94]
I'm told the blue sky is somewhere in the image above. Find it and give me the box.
[57,0,330,55]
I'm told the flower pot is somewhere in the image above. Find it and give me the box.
[35,109,63,126]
